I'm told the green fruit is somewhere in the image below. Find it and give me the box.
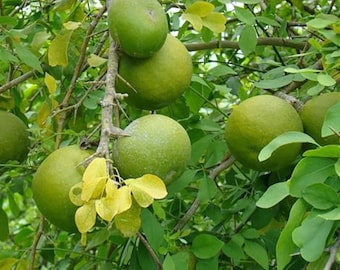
[108,0,168,58]
[32,145,93,232]
[113,114,191,184]
[300,92,340,145]
[116,34,193,110]
[0,111,29,163]
[225,95,303,171]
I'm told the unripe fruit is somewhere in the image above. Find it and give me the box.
[0,111,29,163]
[32,145,93,232]
[113,114,191,184]
[225,95,303,171]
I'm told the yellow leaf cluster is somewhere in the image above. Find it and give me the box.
[69,158,168,245]
[182,1,226,33]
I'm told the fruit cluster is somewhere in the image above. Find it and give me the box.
[225,93,340,171]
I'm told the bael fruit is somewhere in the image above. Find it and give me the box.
[32,145,93,232]
[225,95,303,171]
[300,92,340,145]
[116,34,193,110]
[0,111,29,163]
[113,114,191,184]
[108,0,168,58]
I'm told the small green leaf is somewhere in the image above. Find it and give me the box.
[208,65,236,76]
[319,207,340,220]
[234,6,256,25]
[198,176,218,204]
[244,240,269,270]
[259,131,319,162]
[256,181,289,208]
[322,102,340,138]
[192,234,224,259]
[302,183,340,210]
[284,67,321,74]
[335,158,340,177]
[304,145,340,158]
[141,209,164,251]
[14,42,43,73]
[307,14,339,29]
[0,208,9,241]
[292,214,333,262]
[239,25,257,56]
[289,157,336,197]
[254,75,295,89]
[317,73,336,87]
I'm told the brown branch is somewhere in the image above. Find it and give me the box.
[324,237,340,270]
[185,37,306,52]
[29,215,44,270]
[173,155,236,231]
[55,5,107,149]
[138,232,162,270]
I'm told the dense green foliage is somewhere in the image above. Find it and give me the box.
[0,0,339,269]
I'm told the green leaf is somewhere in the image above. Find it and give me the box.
[317,29,340,46]
[208,65,236,77]
[202,12,226,33]
[307,14,339,29]
[289,157,336,197]
[196,255,218,270]
[304,145,340,158]
[141,209,164,251]
[244,240,269,270]
[162,254,175,270]
[276,199,307,270]
[322,102,340,138]
[115,199,141,237]
[292,214,333,262]
[191,234,224,259]
[254,74,295,89]
[317,73,336,86]
[302,183,340,210]
[259,131,319,162]
[335,158,340,177]
[0,208,9,241]
[222,236,246,263]
[198,176,218,204]
[318,207,340,220]
[234,6,256,25]
[87,54,107,67]
[256,181,289,208]
[239,25,257,56]
[13,42,43,73]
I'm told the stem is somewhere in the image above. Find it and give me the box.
[324,237,340,270]
[29,215,44,270]
[137,232,162,270]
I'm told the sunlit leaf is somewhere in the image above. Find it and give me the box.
[202,12,226,33]
[63,21,81,30]
[75,201,96,233]
[302,183,340,210]
[182,13,203,31]
[69,182,84,206]
[304,145,340,158]
[48,30,72,66]
[115,199,141,237]
[125,174,167,208]
[256,181,289,208]
[186,1,214,17]
[44,72,57,94]
[87,54,107,67]
[322,102,340,138]
[37,98,59,127]
[317,73,336,86]
[81,158,107,201]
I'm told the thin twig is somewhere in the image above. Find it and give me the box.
[29,215,45,270]
[324,237,340,270]
[137,232,162,270]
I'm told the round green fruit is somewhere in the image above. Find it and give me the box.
[108,0,168,58]
[0,111,29,163]
[116,34,193,110]
[225,95,303,171]
[113,114,191,184]
[300,92,340,145]
[32,145,93,232]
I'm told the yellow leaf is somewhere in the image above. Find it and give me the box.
[202,12,227,33]
[81,158,107,201]
[69,182,84,206]
[63,21,81,30]
[125,174,167,208]
[186,1,214,17]
[95,185,132,221]
[37,98,59,128]
[44,72,57,94]
[87,54,107,67]
[115,199,141,237]
[182,13,203,31]
[75,201,96,233]
[48,30,72,67]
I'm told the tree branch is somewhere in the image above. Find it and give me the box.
[185,37,306,52]
[324,237,340,270]
[137,232,162,270]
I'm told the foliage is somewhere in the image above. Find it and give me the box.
[0,0,339,269]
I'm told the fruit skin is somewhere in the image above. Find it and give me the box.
[116,34,193,110]
[108,0,168,58]
[225,95,303,171]
[0,111,29,163]
[32,145,93,232]
[113,114,191,184]
[300,92,340,145]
